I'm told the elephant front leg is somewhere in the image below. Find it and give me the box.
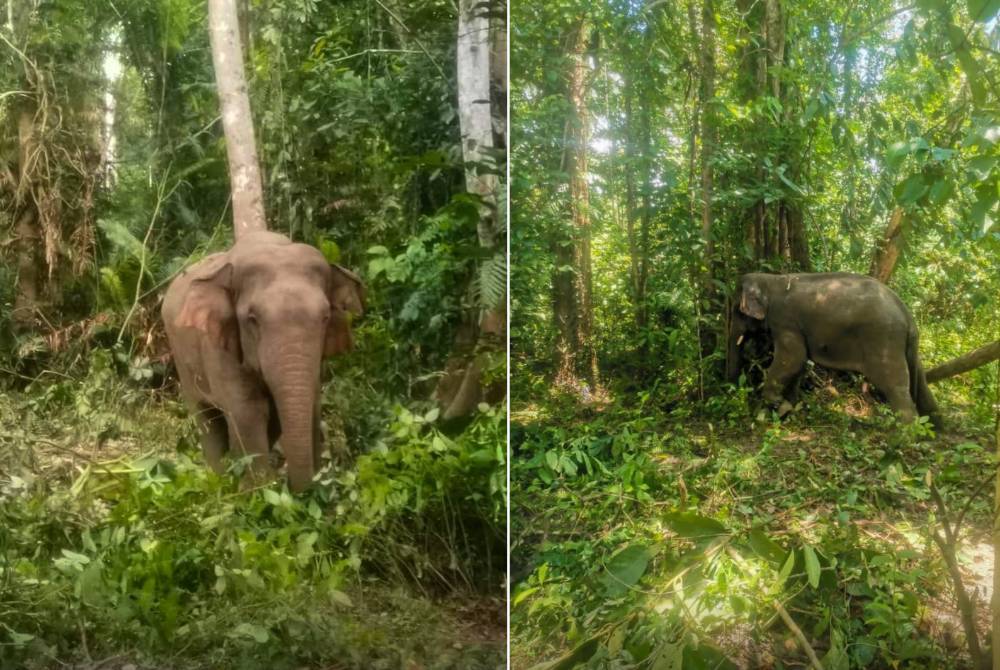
[763,331,807,414]
[224,395,276,487]
[195,406,228,474]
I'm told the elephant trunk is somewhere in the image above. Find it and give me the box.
[266,344,322,492]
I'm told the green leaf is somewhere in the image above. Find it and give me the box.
[968,155,997,180]
[664,512,729,541]
[317,238,341,263]
[928,179,954,206]
[968,0,1000,22]
[803,545,821,589]
[747,528,786,566]
[778,549,796,585]
[601,543,654,597]
[894,174,928,205]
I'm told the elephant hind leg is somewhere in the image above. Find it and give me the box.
[866,363,917,423]
[195,405,228,474]
[763,331,808,408]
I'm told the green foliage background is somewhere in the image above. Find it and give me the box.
[0,1,505,668]
[511,0,1000,667]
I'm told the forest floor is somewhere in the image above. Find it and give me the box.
[0,390,505,670]
[510,375,997,669]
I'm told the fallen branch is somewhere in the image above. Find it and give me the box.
[926,340,1000,383]
[928,478,988,669]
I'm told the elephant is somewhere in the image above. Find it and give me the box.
[726,272,941,427]
[161,230,365,491]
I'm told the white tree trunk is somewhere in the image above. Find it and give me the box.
[207,0,267,238]
[456,0,497,248]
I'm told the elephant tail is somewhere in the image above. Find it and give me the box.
[907,327,943,429]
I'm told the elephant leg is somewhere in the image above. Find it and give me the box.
[223,391,275,486]
[265,395,285,470]
[195,405,228,474]
[762,331,807,409]
[865,361,917,423]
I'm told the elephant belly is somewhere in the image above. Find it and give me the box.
[807,340,864,374]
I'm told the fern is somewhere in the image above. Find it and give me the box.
[476,251,507,313]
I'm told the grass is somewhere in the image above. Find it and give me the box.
[510,371,997,669]
[0,385,505,670]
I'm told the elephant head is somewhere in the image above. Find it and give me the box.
[726,274,769,382]
[175,234,365,490]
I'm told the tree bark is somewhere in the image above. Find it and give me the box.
[926,340,1000,383]
[435,0,506,419]
[12,104,40,330]
[207,0,267,238]
[869,206,905,284]
[566,19,599,387]
[697,0,718,358]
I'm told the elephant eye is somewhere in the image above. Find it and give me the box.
[247,311,259,326]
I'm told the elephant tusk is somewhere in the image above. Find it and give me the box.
[736,335,744,346]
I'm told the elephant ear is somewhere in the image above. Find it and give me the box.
[175,262,240,353]
[739,278,767,320]
[324,264,366,357]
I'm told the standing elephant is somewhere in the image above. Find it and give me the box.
[162,231,365,491]
[726,272,941,427]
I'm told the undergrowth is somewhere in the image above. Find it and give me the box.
[511,369,997,669]
[0,360,506,670]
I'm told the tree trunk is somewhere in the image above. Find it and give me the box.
[870,206,905,284]
[435,0,506,419]
[926,340,1000,383]
[207,0,267,239]
[12,104,40,330]
[567,19,599,387]
[697,0,718,357]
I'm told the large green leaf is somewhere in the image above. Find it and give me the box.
[968,0,1000,22]
[894,174,928,205]
[664,512,729,541]
[747,528,787,566]
[601,543,655,597]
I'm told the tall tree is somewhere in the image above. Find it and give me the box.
[697,0,718,358]
[435,0,507,419]
[207,0,266,238]
[555,18,599,388]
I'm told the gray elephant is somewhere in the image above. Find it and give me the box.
[161,231,365,491]
[726,272,941,427]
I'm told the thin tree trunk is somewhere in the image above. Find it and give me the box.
[870,206,905,284]
[697,0,718,357]
[207,0,267,238]
[926,340,1000,383]
[624,74,642,323]
[567,19,599,387]
[12,104,40,330]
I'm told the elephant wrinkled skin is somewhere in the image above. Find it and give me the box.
[161,231,365,491]
[726,272,941,428]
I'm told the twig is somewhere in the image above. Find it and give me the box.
[371,0,448,81]
[725,546,824,670]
